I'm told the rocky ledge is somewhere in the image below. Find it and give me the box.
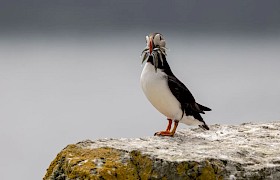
[44,122,280,180]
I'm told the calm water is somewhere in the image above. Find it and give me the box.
[0,33,279,179]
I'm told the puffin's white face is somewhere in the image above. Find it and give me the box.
[146,33,166,54]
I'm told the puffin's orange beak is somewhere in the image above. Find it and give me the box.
[149,37,153,54]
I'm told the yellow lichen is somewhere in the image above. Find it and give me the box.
[44,145,138,180]
[197,160,216,180]
[130,150,153,179]
[195,160,223,180]
[177,162,189,176]
[44,145,225,180]
[43,150,64,180]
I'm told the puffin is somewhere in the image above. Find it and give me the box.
[140,33,211,136]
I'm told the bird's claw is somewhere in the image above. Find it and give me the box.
[154,131,175,137]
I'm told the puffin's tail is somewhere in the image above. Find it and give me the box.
[197,103,211,112]
[193,113,210,130]
[199,124,210,130]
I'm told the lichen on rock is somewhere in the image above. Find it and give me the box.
[44,146,138,180]
[44,122,280,179]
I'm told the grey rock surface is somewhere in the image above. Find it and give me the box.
[45,122,280,179]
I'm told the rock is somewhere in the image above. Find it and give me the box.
[44,122,280,180]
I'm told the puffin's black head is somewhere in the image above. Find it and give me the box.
[141,33,168,71]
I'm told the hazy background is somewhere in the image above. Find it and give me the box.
[0,1,279,179]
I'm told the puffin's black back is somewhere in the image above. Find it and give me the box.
[147,53,211,125]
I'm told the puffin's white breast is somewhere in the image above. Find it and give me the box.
[140,63,183,120]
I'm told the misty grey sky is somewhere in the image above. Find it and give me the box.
[1,0,280,35]
[0,1,280,180]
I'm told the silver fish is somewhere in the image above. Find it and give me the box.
[141,46,167,72]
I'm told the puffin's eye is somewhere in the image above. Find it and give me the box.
[159,36,162,40]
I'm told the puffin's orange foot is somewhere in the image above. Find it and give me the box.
[154,120,179,137]
[154,131,175,137]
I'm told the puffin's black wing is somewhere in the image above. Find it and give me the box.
[167,75,211,118]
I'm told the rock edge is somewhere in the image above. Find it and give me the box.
[44,122,280,179]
